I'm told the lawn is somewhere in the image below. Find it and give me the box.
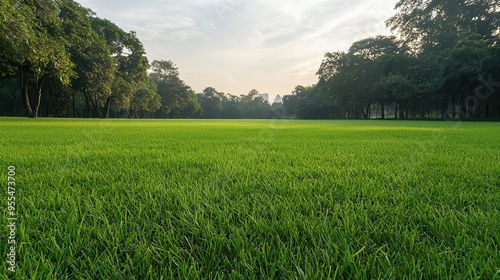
[1,118,499,279]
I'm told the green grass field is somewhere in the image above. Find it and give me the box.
[1,118,499,279]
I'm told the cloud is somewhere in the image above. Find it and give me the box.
[147,15,195,31]
[165,30,202,41]
[127,14,196,29]
[75,0,398,98]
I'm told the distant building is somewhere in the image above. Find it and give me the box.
[273,94,283,104]
[260,93,269,102]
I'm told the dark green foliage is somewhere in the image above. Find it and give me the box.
[221,101,242,119]
[239,89,273,119]
[150,60,200,118]
[282,0,500,120]
[198,87,223,118]
[0,0,158,119]
[292,0,500,120]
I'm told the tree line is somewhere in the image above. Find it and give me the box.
[283,0,500,120]
[1,0,499,120]
[0,0,278,119]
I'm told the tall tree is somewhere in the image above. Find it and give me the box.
[1,0,75,117]
[316,36,401,119]
[220,94,242,119]
[58,0,115,118]
[150,60,199,118]
[239,89,272,118]
[91,18,149,118]
[282,86,305,116]
[199,87,223,118]
[130,77,161,118]
[387,0,500,52]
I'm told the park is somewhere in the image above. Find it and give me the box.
[1,0,500,278]
[1,118,499,278]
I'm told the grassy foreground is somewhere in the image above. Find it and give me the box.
[1,118,499,279]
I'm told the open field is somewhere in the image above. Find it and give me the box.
[1,118,499,279]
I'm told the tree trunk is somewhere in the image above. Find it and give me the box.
[72,90,77,118]
[94,98,102,118]
[452,91,456,119]
[428,96,432,119]
[33,76,46,118]
[421,99,425,119]
[381,102,385,120]
[441,97,448,120]
[22,79,35,118]
[83,91,91,118]
[102,96,112,119]
[364,103,371,119]
[45,83,53,117]
[19,66,35,118]
[89,94,102,118]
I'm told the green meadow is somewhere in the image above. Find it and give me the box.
[1,118,499,279]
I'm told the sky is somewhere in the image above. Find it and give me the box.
[76,0,398,101]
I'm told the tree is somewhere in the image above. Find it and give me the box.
[130,77,161,118]
[91,18,149,118]
[385,1,500,119]
[58,0,115,118]
[380,74,416,119]
[221,98,242,119]
[315,36,401,119]
[199,87,223,118]
[239,89,272,118]
[0,0,75,117]
[284,85,318,117]
[294,84,336,119]
[283,95,298,116]
[316,52,348,81]
[387,0,500,52]
[348,36,401,60]
[0,0,33,77]
[150,60,199,118]
[180,89,202,118]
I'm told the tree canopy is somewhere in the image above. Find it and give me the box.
[284,0,500,120]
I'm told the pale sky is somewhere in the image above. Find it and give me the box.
[76,0,398,100]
